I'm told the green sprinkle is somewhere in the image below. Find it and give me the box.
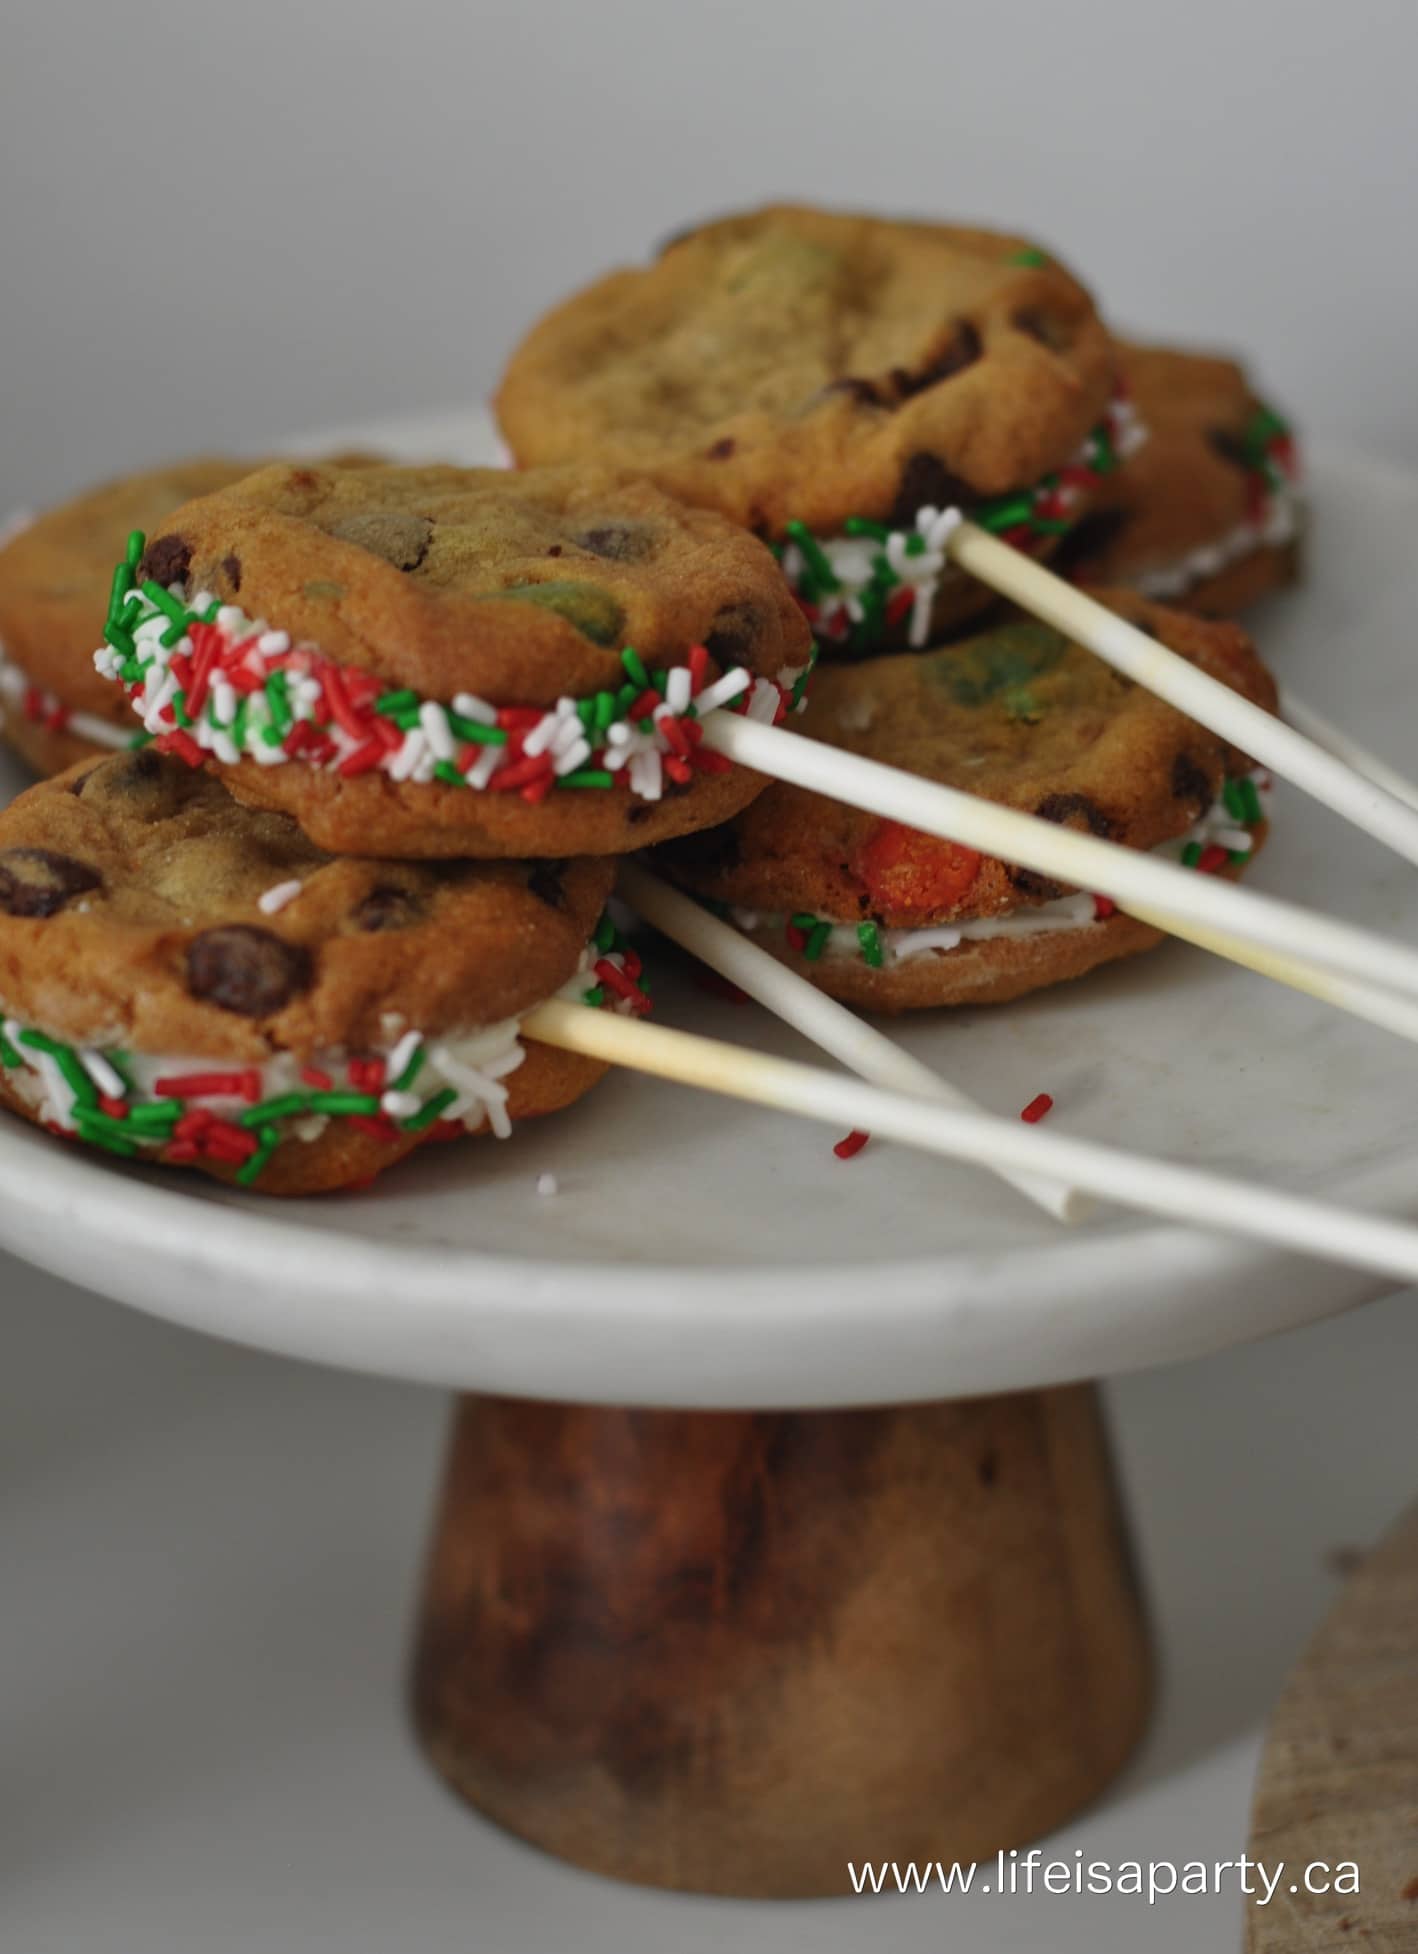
[581,985,605,1009]
[593,691,617,735]
[128,729,155,750]
[1229,850,1249,866]
[141,579,189,623]
[594,915,617,953]
[1181,841,1202,869]
[447,714,506,745]
[790,912,819,931]
[106,562,134,630]
[433,761,466,786]
[306,1091,382,1116]
[107,624,137,659]
[621,647,651,690]
[239,1092,312,1128]
[375,689,418,714]
[402,1088,457,1133]
[124,1101,182,1132]
[804,921,832,962]
[392,1045,427,1092]
[74,1122,139,1159]
[558,768,615,789]
[842,516,891,542]
[857,922,884,968]
[236,1142,277,1187]
[0,1030,20,1068]
[171,691,193,730]
[1223,777,1247,820]
[616,681,640,714]
[125,530,146,568]
[978,496,1035,534]
[1240,777,1264,825]
[784,520,841,596]
[1009,246,1049,267]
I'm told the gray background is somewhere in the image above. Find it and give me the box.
[4,1,1418,1949]
[3,0,1417,512]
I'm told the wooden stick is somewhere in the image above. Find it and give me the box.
[702,712,1418,1003]
[1282,689,1418,815]
[946,519,1418,870]
[522,999,1418,1288]
[617,862,1089,1224]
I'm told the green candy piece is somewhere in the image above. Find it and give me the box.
[496,581,625,647]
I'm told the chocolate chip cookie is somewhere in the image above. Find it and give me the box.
[93,461,812,858]
[1062,340,1303,615]
[0,750,649,1193]
[496,204,1131,648]
[0,453,381,777]
[655,595,1277,1010]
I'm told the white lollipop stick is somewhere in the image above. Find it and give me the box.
[945,519,1418,871]
[617,862,1088,1225]
[522,1000,1418,1288]
[1281,689,1418,815]
[701,712,1418,1004]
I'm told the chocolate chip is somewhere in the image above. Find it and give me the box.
[546,544,563,557]
[138,533,192,589]
[1012,308,1069,352]
[706,436,737,459]
[526,860,567,909]
[1207,426,1253,471]
[498,581,625,646]
[221,552,242,591]
[324,511,433,572]
[351,885,426,933]
[0,849,102,917]
[1171,752,1213,812]
[1007,793,1113,900]
[574,524,657,563]
[76,746,193,818]
[186,926,312,1015]
[1054,506,1132,572]
[888,454,977,528]
[889,321,982,399]
[703,600,763,668]
[664,823,740,873]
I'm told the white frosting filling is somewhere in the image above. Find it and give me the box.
[1134,479,1303,603]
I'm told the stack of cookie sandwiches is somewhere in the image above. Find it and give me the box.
[496,201,1291,1011]
[0,460,811,1190]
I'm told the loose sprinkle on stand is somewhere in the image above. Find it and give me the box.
[833,1129,871,1160]
[1020,1094,1054,1124]
[536,1172,559,1198]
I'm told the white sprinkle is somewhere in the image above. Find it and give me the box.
[80,1049,127,1100]
[386,1029,423,1083]
[552,736,592,777]
[389,728,428,783]
[466,743,504,789]
[418,700,456,761]
[520,711,562,759]
[1212,828,1253,854]
[536,1172,559,1197]
[693,669,752,714]
[451,692,497,725]
[258,879,303,916]
[257,629,290,655]
[665,667,692,714]
[380,1089,422,1120]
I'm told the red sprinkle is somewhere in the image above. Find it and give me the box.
[833,1129,871,1160]
[156,728,204,768]
[1197,843,1229,875]
[688,644,711,693]
[347,1113,400,1143]
[337,738,385,778]
[785,923,807,953]
[884,587,915,630]
[1093,895,1116,920]
[155,1069,261,1101]
[321,662,372,742]
[693,972,751,1006]
[1020,1093,1054,1124]
[690,748,733,775]
[300,1065,334,1090]
[98,1094,129,1120]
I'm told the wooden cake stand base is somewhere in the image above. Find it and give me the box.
[410,1382,1152,1897]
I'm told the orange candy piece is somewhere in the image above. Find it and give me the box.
[856,820,982,920]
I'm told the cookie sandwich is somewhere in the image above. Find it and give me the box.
[1063,341,1302,615]
[496,203,1143,653]
[0,750,650,1194]
[656,597,1277,1011]
[92,461,812,858]
[0,454,379,776]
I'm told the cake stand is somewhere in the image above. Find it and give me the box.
[1,426,1415,1896]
